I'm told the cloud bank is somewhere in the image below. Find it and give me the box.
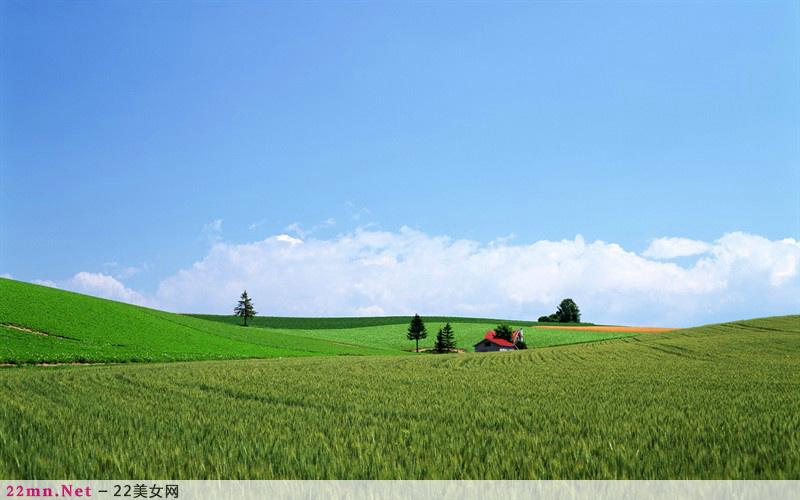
[40,229,799,327]
[642,237,713,259]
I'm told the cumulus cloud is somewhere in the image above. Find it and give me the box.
[152,229,800,327]
[45,272,157,308]
[643,237,713,259]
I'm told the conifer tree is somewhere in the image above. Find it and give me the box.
[434,322,456,353]
[234,290,257,327]
[406,313,427,352]
[434,327,445,353]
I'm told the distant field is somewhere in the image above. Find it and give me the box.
[187,314,595,329]
[0,278,618,364]
[529,325,676,332]
[1,315,797,479]
[268,322,637,352]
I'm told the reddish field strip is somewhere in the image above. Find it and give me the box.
[528,325,678,333]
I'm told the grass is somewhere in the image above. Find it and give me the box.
[0,315,798,479]
[270,322,637,352]
[0,278,620,363]
[0,278,399,363]
[188,314,595,329]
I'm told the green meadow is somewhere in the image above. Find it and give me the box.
[1,278,620,363]
[0,315,798,479]
[1,277,798,479]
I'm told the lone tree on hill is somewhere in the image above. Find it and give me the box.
[234,290,257,326]
[407,314,428,352]
[557,298,581,323]
[434,322,457,353]
[494,323,515,342]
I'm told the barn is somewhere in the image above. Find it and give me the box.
[474,330,522,352]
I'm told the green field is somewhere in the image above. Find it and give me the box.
[1,313,798,479]
[0,278,621,363]
[0,278,399,363]
[188,314,595,329]
[1,277,798,479]
[249,322,636,352]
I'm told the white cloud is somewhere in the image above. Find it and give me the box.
[32,279,58,288]
[103,261,148,279]
[152,229,800,327]
[1,273,13,279]
[643,237,713,259]
[42,272,157,308]
[202,219,223,244]
[285,218,336,239]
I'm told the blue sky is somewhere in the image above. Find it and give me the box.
[1,2,798,325]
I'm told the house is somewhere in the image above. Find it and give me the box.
[474,329,522,352]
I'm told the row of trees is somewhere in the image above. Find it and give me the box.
[538,298,581,323]
[407,314,457,353]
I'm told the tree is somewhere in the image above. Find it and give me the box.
[494,323,514,342]
[434,322,456,353]
[557,298,581,323]
[234,290,257,326]
[539,299,582,323]
[406,314,427,352]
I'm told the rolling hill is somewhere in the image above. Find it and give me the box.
[0,313,797,479]
[0,278,400,362]
[0,278,624,363]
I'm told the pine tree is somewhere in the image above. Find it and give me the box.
[406,313,427,352]
[234,290,257,327]
[434,328,446,353]
[434,322,456,353]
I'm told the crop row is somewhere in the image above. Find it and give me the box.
[1,316,797,479]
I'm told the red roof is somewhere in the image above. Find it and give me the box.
[483,330,515,347]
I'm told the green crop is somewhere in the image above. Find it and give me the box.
[188,314,595,329]
[270,322,636,352]
[0,315,797,479]
[0,278,613,363]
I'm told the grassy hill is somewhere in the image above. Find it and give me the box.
[0,278,620,363]
[0,313,797,479]
[0,278,400,362]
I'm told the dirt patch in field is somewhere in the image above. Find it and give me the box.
[317,339,363,348]
[528,325,678,332]
[0,323,78,340]
[1,323,50,335]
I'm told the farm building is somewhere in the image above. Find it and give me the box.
[474,329,523,352]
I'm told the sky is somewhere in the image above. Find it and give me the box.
[1,1,798,327]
